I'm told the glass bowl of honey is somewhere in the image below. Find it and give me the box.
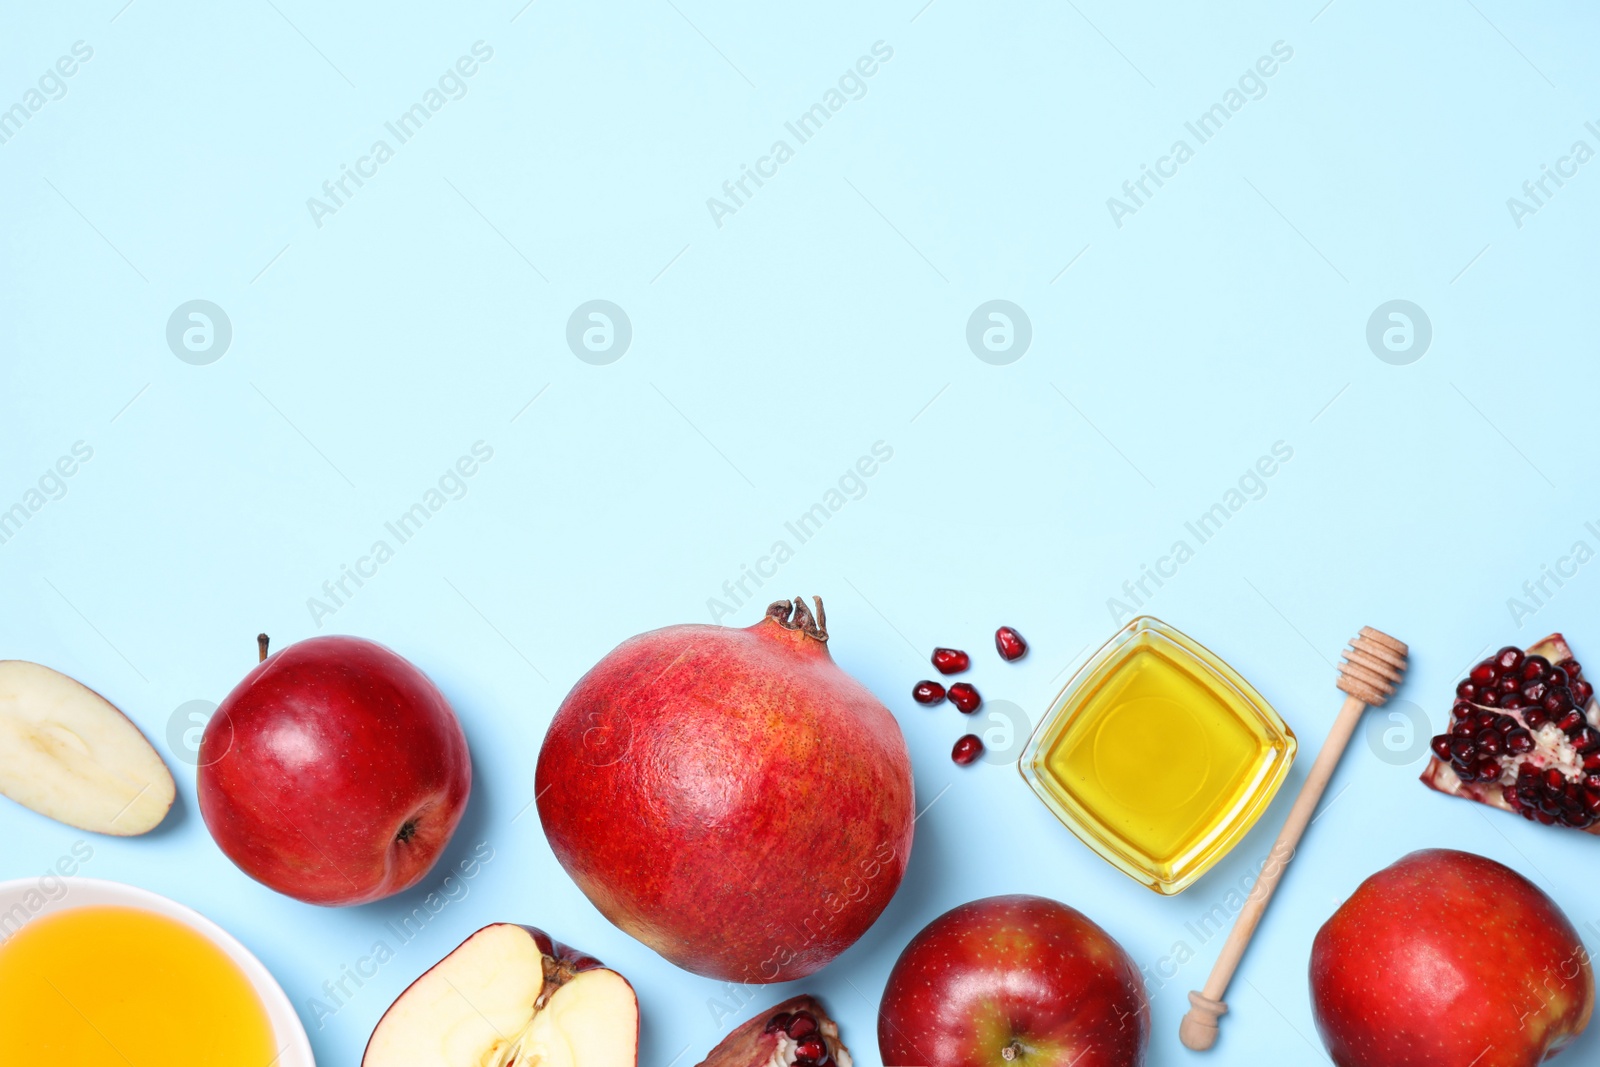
[1020,616,1296,895]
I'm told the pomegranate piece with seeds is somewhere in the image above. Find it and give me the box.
[931,648,970,675]
[1421,632,1600,834]
[912,680,946,705]
[695,995,852,1067]
[947,683,981,714]
[994,626,1028,661]
[952,734,984,765]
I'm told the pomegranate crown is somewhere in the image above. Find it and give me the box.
[766,596,828,642]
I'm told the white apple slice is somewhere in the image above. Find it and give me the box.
[0,660,175,835]
[363,923,639,1067]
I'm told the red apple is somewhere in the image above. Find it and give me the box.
[198,634,470,906]
[878,894,1149,1067]
[363,923,638,1067]
[1311,849,1594,1067]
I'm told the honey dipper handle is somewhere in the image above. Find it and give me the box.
[1179,692,1369,1051]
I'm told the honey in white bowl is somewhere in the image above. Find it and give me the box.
[0,904,278,1065]
[1020,616,1296,895]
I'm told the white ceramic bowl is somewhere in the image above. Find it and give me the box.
[0,876,314,1066]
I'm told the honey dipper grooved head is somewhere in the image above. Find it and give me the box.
[1336,627,1408,705]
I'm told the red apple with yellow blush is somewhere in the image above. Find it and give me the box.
[878,894,1149,1067]
[1311,849,1593,1066]
[198,634,471,906]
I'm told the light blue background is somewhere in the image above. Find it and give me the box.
[4,1,1600,1063]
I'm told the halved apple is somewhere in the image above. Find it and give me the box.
[363,923,639,1067]
[0,660,175,835]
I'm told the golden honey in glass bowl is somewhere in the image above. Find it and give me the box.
[1020,616,1296,895]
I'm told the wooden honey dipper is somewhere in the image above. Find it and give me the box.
[1178,626,1408,1051]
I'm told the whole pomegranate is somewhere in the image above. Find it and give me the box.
[535,597,914,982]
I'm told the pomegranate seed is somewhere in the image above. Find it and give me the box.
[1450,738,1475,762]
[1536,810,1556,825]
[1507,728,1535,754]
[1495,716,1517,734]
[765,1013,793,1034]
[952,734,984,765]
[1495,646,1525,672]
[994,626,1028,662]
[1584,753,1600,773]
[1557,709,1585,734]
[1587,771,1600,790]
[1497,675,1521,693]
[1525,707,1550,729]
[787,1013,818,1039]
[1587,790,1600,814]
[1477,733,1503,756]
[1557,659,1583,681]
[1501,695,1528,711]
[1544,768,1566,791]
[1456,680,1479,700]
[794,1037,826,1064]
[1453,701,1475,720]
[1523,681,1550,704]
[1474,757,1502,782]
[948,683,981,713]
[1574,728,1600,754]
[1469,662,1496,685]
[1575,680,1595,704]
[912,680,947,705]
[1430,735,1453,761]
[1522,655,1552,680]
[1479,690,1502,707]
[1544,692,1573,716]
[931,648,970,675]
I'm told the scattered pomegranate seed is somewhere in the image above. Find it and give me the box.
[948,683,981,713]
[931,648,970,675]
[952,734,984,765]
[994,626,1028,661]
[912,680,946,705]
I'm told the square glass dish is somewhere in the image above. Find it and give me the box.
[1019,616,1296,895]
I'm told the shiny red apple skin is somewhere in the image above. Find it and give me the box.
[198,635,471,906]
[1311,849,1594,1067]
[536,605,914,982]
[878,894,1149,1067]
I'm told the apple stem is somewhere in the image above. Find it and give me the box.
[257,634,270,663]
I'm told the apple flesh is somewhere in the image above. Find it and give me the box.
[0,660,173,835]
[878,894,1149,1067]
[363,923,638,1067]
[198,635,470,906]
[1311,849,1594,1067]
